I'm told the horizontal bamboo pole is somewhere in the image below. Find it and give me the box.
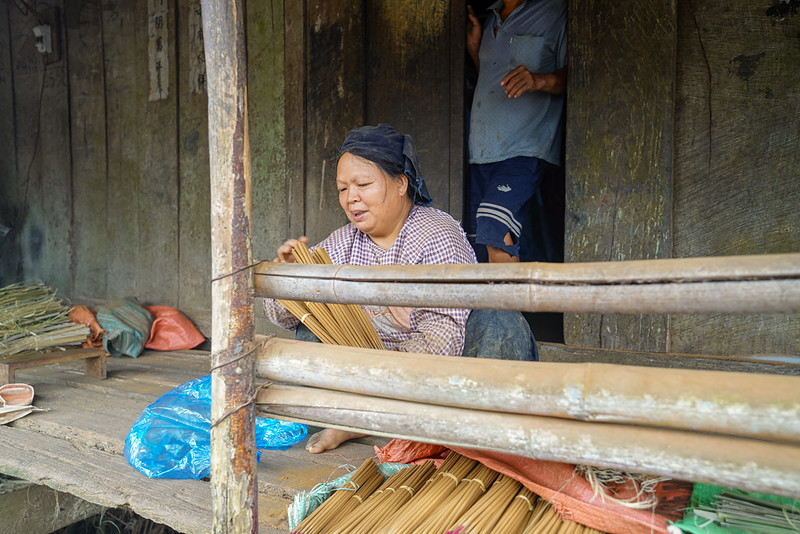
[253,254,800,314]
[256,338,800,443]
[256,385,800,499]
[257,253,800,283]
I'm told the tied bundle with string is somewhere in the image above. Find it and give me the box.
[278,241,384,350]
[381,452,479,534]
[331,461,436,534]
[0,282,89,358]
[291,458,383,534]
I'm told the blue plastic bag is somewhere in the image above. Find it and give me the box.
[124,375,307,479]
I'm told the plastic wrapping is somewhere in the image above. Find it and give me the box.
[124,375,307,479]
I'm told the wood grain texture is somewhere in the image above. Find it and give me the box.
[66,0,109,301]
[10,2,73,292]
[137,0,179,306]
[0,4,19,284]
[366,0,457,215]
[177,0,211,334]
[670,0,800,355]
[283,0,305,240]
[303,0,363,243]
[564,0,676,351]
[0,350,385,534]
[101,0,142,298]
[248,0,287,272]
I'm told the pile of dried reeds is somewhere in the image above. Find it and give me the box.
[0,283,89,358]
[279,242,384,350]
[291,452,608,534]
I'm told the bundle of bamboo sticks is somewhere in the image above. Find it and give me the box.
[0,283,89,358]
[278,242,384,350]
[291,452,607,534]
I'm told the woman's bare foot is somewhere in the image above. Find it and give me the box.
[305,429,366,454]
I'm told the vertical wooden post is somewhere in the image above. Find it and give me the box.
[201,0,257,532]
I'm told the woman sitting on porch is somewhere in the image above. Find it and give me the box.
[263,124,536,454]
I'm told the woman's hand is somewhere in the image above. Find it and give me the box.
[273,236,310,263]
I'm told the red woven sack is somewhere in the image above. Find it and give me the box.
[144,306,205,351]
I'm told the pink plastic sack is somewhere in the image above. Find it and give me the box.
[144,306,205,351]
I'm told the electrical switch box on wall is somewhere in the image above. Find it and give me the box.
[33,25,51,54]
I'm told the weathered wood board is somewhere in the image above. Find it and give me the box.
[177,0,211,331]
[670,0,800,355]
[66,0,109,302]
[365,0,463,216]
[0,2,18,285]
[9,2,73,292]
[301,1,364,244]
[101,0,143,299]
[564,0,676,352]
[0,350,388,534]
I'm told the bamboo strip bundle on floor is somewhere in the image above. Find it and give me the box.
[292,458,382,534]
[414,462,499,534]
[450,474,522,533]
[0,283,89,357]
[378,453,479,534]
[491,487,538,534]
[522,501,605,534]
[277,242,384,350]
[293,453,616,534]
[330,461,435,534]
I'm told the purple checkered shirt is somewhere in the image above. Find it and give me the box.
[263,205,477,356]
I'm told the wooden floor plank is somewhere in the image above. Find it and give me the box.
[0,349,389,533]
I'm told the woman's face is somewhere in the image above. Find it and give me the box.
[336,152,411,248]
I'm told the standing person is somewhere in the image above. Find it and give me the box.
[466,0,567,263]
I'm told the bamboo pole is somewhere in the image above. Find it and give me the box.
[256,337,800,444]
[256,385,800,499]
[202,0,257,531]
[253,254,800,314]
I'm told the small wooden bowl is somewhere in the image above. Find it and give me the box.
[0,383,34,406]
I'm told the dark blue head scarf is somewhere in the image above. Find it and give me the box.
[337,124,433,206]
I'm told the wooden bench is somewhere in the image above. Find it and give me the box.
[0,348,107,385]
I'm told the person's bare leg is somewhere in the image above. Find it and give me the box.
[486,232,519,263]
[305,428,367,454]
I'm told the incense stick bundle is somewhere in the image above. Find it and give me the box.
[381,452,479,534]
[278,242,384,350]
[292,458,380,534]
[332,461,435,534]
[449,474,522,533]
[521,501,603,534]
[328,464,419,534]
[491,487,537,534]
[414,462,499,534]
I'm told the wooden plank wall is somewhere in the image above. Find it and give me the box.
[565,0,800,356]
[365,0,464,216]
[0,3,17,261]
[0,1,289,335]
[3,1,796,354]
[669,0,800,356]
[564,0,676,352]
[300,1,364,244]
